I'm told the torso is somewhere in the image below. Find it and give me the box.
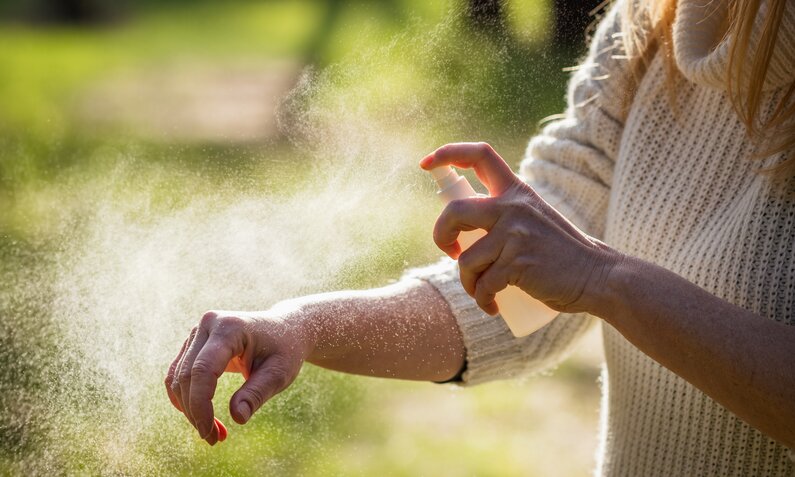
[599,53,795,476]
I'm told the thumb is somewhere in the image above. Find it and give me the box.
[229,355,295,424]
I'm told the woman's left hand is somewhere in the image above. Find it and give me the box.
[420,142,623,316]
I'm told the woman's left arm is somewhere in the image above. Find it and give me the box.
[421,142,795,450]
[591,247,795,451]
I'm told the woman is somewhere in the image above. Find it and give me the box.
[165,0,795,474]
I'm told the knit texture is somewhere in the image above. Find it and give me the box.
[408,0,795,475]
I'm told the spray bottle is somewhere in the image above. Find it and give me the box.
[428,166,559,337]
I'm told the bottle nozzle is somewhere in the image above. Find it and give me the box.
[429,166,459,190]
[428,165,477,202]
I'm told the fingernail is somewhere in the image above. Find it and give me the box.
[238,401,251,423]
[215,418,228,442]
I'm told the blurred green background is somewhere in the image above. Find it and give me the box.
[0,0,605,475]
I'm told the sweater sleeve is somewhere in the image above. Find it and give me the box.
[407,0,631,386]
[521,0,630,239]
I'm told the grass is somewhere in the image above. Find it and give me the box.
[0,1,600,475]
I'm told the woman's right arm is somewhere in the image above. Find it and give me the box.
[165,0,639,447]
[164,278,465,446]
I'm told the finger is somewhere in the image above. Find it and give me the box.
[457,231,505,296]
[172,327,198,416]
[205,419,220,446]
[420,142,518,195]
[434,197,500,257]
[475,257,513,315]
[189,330,244,439]
[166,336,191,412]
[178,327,209,428]
[230,355,295,425]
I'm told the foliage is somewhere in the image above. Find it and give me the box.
[0,1,600,476]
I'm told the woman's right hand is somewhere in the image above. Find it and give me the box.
[165,309,314,445]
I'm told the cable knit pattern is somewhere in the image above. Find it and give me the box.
[409,0,795,474]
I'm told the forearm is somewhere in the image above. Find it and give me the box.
[592,255,795,449]
[274,278,465,382]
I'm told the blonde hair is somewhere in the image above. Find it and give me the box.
[620,0,795,180]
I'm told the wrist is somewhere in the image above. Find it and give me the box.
[583,249,634,320]
[267,298,322,361]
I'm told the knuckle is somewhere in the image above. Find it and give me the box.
[245,386,266,407]
[475,291,490,308]
[481,273,501,293]
[506,224,530,240]
[432,227,444,246]
[448,198,464,214]
[437,144,452,157]
[216,315,245,333]
[268,367,290,391]
[507,265,524,284]
[460,275,473,294]
[477,142,494,155]
[191,359,215,377]
[457,251,472,269]
[178,368,191,385]
[199,311,218,329]
[478,279,493,295]
[267,357,294,390]
[474,280,487,298]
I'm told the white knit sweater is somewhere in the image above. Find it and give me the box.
[408,0,795,475]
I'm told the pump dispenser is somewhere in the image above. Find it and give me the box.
[429,166,559,337]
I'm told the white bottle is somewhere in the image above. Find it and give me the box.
[429,166,559,337]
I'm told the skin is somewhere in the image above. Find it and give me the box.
[166,142,795,450]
